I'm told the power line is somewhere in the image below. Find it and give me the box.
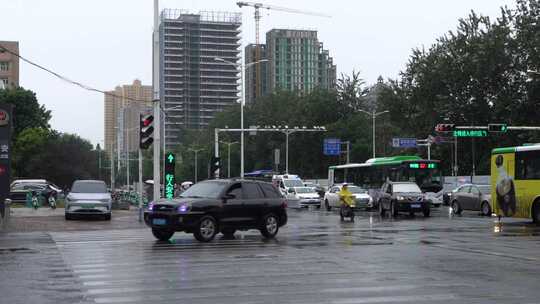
[0,43,150,103]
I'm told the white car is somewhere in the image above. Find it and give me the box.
[287,187,321,208]
[65,180,112,220]
[425,191,443,208]
[323,184,373,211]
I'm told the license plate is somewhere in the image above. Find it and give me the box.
[152,218,167,225]
[411,204,421,208]
[82,204,94,209]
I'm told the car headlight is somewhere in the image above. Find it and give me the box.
[369,197,373,203]
[177,204,190,213]
[397,195,405,200]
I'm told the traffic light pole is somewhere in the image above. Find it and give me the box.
[152,0,161,202]
[138,148,143,222]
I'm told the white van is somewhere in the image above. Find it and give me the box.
[272,174,305,196]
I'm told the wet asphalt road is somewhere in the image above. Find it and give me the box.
[2,207,540,304]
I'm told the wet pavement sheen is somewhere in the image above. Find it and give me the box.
[1,207,540,303]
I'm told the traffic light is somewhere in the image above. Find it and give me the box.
[488,123,508,133]
[164,152,175,199]
[435,124,455,133]
[139,114,154,150]
[210,156,221,179]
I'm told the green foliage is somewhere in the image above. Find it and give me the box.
[13,130,99,188]
[0,87,51,138]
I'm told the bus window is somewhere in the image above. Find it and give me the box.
[516,150,540,180]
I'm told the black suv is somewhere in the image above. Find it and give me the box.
[378,181,430,217]
[144,179,288,242]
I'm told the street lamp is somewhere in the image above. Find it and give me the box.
[357,109,389,158]
[214,57,268,179]
[220,141,239,178]
[188,148,204,183]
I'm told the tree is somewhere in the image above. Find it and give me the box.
[0,87,51,138]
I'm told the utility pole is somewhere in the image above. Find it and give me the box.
[220,141,238,178]
[357,110,389,158]
[189,148,204,183]
[152,0,161,201]
[110,143,115,190]
[126,127,130,190]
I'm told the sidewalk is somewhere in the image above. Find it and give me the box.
[10,207,66,217]
[1,207,146,233]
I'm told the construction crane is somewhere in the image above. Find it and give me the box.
[236,2,330,101]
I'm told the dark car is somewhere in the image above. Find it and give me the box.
[144,179,288,242]
[378,181,430,217]
[450,184,492,216]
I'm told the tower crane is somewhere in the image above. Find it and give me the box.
[236,2,330,100]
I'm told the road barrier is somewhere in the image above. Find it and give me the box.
[1,198,11,230]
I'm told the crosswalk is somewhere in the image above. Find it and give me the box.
[3,210,540,303]
[50,227,468,304]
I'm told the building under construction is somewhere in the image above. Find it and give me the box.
[160,9,242,148]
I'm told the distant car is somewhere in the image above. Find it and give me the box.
[9,180,62,205]
[65,180,112,220]
[304,182,326,198]
[287,186,321,208]
[323,184,373,211]
[378,181,430,217]
[144,179,288,242]
[425,191,443,208]
[450,184,492,216]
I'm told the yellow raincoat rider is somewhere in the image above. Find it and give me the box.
[339,184,354,207]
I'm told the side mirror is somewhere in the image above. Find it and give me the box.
[288,188,294,194]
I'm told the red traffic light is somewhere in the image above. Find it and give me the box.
[142,115,154,127]
[139,114,154,150]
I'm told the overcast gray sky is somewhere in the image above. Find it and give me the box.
[0,0,514,146]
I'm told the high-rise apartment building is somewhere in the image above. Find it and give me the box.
[160,9,241,148]
[245,29,336,103]
[244,44,268,104]
[104,79,152,153]
[0,41,19,89]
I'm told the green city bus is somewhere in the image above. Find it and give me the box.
[328,156,443,193]
[491,145,540,223]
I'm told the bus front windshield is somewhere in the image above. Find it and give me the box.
[404,168,442,192]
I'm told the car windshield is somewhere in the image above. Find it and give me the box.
[283,179,304,188]
[179,181,227,199]
[295,187,315,194]
[478,185,491,194]
[348,186,367,194]
[393,183,422,193]
[71,181,107,193]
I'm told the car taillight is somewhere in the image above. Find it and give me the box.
[282,200,287,208]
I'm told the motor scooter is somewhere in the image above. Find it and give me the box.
[340,203,355,222]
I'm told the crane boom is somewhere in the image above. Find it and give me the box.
[236,1,331,18]
[236,1,331,102]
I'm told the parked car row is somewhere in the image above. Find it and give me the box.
[9,179,63,206]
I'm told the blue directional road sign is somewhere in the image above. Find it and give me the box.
[392,138,417,148]
[323,138,341,156]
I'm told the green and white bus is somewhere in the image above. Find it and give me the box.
[491,145,540,222]
[328,156,443,193]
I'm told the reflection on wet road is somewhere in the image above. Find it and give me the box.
[2,207,540,303]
